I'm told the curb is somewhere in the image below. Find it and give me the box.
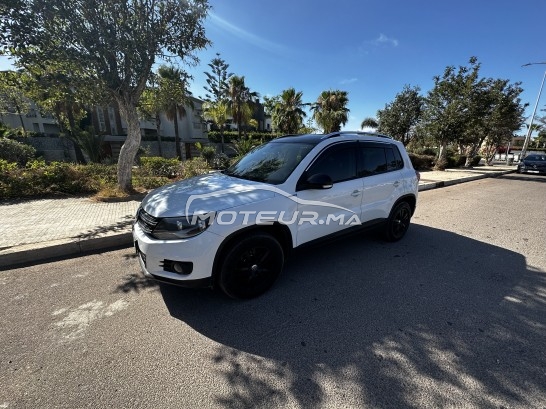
[1,169,517,269]
[418,169,515,192]
[0,232,133,269]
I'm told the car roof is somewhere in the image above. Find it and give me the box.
[271,131,393,145]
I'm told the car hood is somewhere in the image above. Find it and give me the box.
[523,159,546,168]
[140,172,277,217]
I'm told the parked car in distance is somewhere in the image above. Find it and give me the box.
[133,132,420,299]
[517,154,546,175]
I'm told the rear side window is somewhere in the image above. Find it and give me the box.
[360,147,387,176]
[359,143,404,176]
[386,147,404,171]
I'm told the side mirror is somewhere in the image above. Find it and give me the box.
[305,173,333,189]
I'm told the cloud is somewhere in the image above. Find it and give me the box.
[372,33,399,47]
[340,78,358,85]
[208,12,287,54]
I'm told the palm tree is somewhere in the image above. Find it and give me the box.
[158,65,193,159]
[227,75,259,138]
[273,88,307,134]
[311,90,350,133]
[361,117,379,130]
[202,100,230,153]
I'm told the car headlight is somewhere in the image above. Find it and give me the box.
[152,215,212,240]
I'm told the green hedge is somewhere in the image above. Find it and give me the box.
[0,160,100,199]
[138,156,181,178]
[207,131,281,144]
[0,137,37,166]
[408,153,435,170]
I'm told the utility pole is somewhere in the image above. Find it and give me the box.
[521,62,546,161]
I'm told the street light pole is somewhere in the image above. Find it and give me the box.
[520,62,546,161]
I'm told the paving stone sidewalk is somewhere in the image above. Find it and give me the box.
[0,165,516,268]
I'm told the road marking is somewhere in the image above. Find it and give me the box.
[53,299,129,340]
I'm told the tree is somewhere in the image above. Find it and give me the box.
[271,87,307,134]
[0,70,30,135]
[376,85,423,145]
[21,62,106,163]
[1,0,210,192]
[467,79,525,166]
[138,72,164,157]
[157,65,193,159]
[227,76,259,138]
[203,53,232,102]
[360,117,378,130]
[202,100,229,152]
[311,90,350,133]
[420,57,481,169]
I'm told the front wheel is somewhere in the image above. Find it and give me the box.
[218,232,284,299]
[384,202,412,242]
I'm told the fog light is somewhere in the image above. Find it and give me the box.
[161,260,193,275]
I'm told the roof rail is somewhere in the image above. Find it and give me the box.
[322,131,392,140]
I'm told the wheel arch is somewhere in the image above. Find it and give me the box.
[211,223,293,288]
[393,194,417,216]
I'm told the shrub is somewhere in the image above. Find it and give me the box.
[207,131,281,144]
[212,153,231,170]
[408,153,435,170]
[180,157,210,179]
[139,156,181,178]
[0,137,36,166]
[199,145,216,166]
[471,155,482,166]
[133,176,171,190]
[446,154,467,168]
[0,160,98,199]
[232,138,259,157]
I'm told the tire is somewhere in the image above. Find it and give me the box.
[384,201,412,242]
[218,232,284,299]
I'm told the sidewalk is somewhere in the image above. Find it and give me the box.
[0,165,516,268]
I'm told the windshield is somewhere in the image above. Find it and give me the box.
[526,155,546,161]
[224,141,315,184]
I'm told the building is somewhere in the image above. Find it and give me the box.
[0,97,209,161]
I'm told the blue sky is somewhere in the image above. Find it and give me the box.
[1,0,545,133]
[186,0,546,132]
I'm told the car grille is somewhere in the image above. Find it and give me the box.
[137,208,159,234]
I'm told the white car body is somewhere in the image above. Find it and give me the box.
[133,132,419,297]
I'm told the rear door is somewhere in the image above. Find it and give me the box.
[359,141,405,222]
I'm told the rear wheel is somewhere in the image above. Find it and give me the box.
[384,201,412,242]
[218,233,284,299]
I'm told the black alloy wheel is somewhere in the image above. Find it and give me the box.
[218,232,284,299]
[384,201,412,242]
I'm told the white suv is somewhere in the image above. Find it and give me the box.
[133,132,420,298]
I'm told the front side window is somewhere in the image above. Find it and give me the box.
[306,145,357,183]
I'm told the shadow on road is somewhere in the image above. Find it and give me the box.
[158,225,545,408]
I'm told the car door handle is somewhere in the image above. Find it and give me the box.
[393,181,400,188]
[351,190,361,197]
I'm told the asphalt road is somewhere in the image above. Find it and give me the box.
[1,173,545,409]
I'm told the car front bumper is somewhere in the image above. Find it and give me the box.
[133,223,223,287]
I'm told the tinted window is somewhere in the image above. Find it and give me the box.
[307,145,356,183]
[360,147,387,176]
[360,143,404,176]
[386,146,404,171]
